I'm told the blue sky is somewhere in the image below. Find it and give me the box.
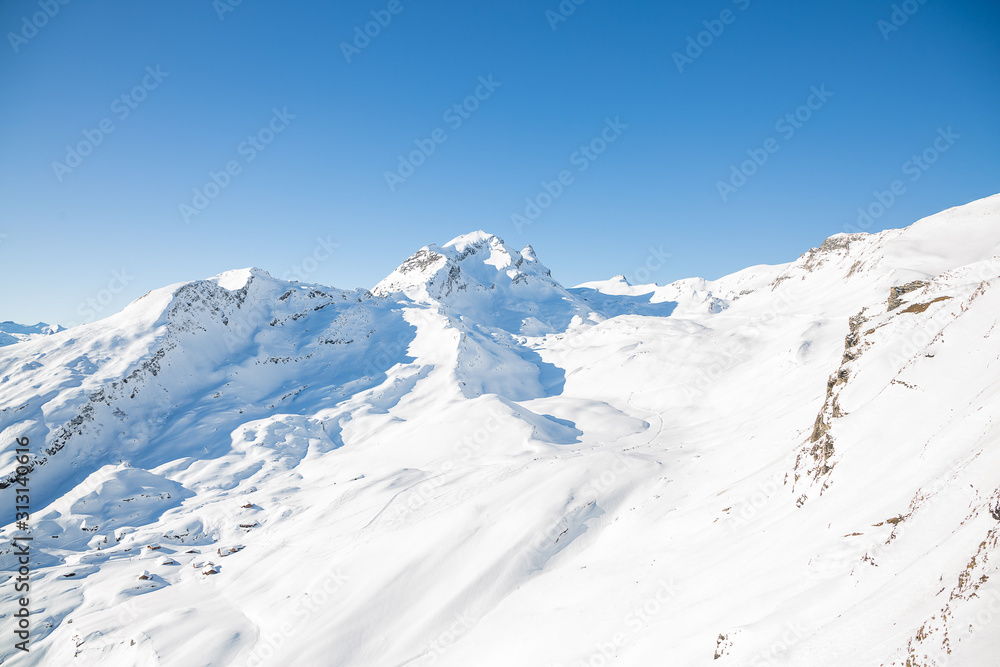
[1,0,998,326]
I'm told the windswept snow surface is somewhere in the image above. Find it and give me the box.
[0,322,64,348]
[2,198,1000,666]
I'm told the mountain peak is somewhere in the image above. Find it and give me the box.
[372,231,554,302]
[443,230,501,251]
[209,267,273,290]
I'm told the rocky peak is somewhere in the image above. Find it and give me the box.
[372,231,557,301]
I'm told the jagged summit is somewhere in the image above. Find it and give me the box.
[372,231,556,302]
[370,231,639,335]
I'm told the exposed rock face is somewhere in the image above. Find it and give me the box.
[888,280,930,311]
[795,309,868,497]
[801,233,871,272]
[396,248,447,276]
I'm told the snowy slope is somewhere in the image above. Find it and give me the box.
[0,322,64,347]
[1,195,1000,666]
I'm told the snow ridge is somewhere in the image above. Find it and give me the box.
[1,194,1000,666]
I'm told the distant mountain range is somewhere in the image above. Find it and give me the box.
[0,321,64,347]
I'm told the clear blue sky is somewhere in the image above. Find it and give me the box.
[1,0,998,326]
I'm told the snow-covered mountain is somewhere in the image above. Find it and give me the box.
[0,321,64,347]
[2,194,1000,666]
